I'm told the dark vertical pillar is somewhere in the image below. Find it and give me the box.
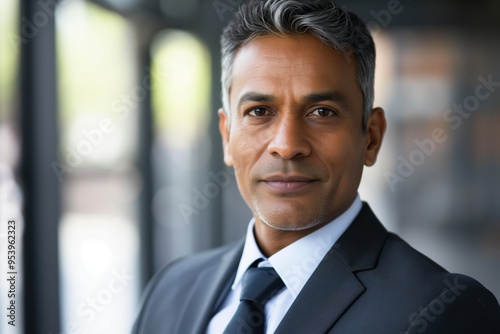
[20,0,61,333]
[206,38,224,247]
[196,1,227,249]
[136,23,155,288]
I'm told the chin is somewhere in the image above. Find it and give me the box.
[250,195,335,231]
[255,207,327,231]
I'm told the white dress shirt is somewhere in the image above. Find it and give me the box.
[206,195,362,334]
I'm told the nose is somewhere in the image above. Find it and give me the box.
[267,115,311,160]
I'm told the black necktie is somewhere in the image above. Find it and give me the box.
[223,266,285,334]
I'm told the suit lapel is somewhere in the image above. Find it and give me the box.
[275,203,388,333]
[275,251,365,333]
[176,239,244,334]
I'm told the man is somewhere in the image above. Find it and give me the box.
[133,0,500,333]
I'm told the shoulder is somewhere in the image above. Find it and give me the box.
[379,232,448,276]
[400,267,500,333]
[132,239,243,333]
[141,239,243,300]
[377,232,493,295]
[375,233,500,332]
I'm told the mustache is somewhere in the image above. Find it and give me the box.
[253,160,323,180]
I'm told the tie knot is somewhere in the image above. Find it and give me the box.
[240,267,285,305]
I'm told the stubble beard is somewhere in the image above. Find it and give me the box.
[252,197,330,231]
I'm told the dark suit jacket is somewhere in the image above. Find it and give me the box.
[132,203,500,333]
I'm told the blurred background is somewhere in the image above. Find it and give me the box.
[0,0,499,333]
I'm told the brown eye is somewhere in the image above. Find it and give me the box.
[311,108,335,117]
[248,107,269,117]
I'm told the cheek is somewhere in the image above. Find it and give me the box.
[321,135,365,173]
[230,137,257,182]
[230,127,269,167]
[339,139,366,185]
[231,150,259,205]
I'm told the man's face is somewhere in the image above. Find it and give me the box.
[219,34,385,232]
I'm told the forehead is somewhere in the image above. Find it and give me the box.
[229,34,362,108]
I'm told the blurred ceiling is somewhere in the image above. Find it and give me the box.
[88,0,500,30]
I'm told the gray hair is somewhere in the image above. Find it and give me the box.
[220,0,375,132]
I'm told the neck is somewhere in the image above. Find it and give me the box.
[253,219,327,257]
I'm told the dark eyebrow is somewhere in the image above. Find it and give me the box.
[237,92,275,110]
[303,91,351,111]
[236,91,351,111]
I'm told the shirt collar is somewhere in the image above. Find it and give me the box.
[232,195,362,298]
[231,217,266,290]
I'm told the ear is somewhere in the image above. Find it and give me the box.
[364,107,386,166]
[218,108,233,167]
